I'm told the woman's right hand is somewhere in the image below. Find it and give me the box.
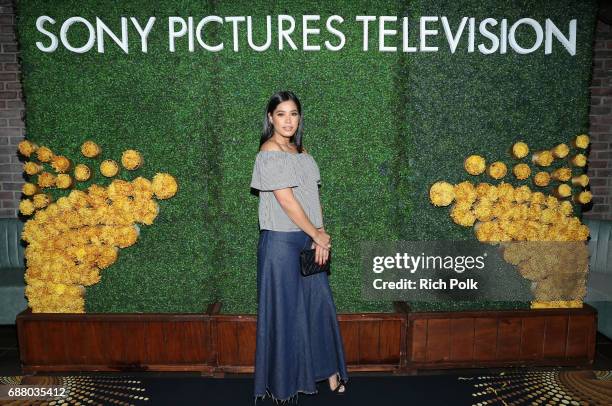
[313,229,331,250]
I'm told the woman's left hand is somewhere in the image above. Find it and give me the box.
[312,241,330,265]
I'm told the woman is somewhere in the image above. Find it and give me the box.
[251,91,349,403]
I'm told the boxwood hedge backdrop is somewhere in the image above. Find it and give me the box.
[15,0,598,313]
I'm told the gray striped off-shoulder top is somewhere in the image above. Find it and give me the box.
[250,151,323,231]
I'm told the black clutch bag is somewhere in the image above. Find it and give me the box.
[300,249,331,277]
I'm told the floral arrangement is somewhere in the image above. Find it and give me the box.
[430,134,592,308]
[17,139,178,313]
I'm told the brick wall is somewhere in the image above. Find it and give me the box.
[585,19,612,221]
[0,0,24,218]
[0,7,611,219]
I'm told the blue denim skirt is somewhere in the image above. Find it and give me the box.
[253,230,349,404]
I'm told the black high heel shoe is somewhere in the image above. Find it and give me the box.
[331,381,346,395]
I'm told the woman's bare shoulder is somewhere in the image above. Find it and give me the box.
[260,140,282,152]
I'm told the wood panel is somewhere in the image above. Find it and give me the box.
[450,318,474,361]
[473,318,497,361]
[407,305,596,369]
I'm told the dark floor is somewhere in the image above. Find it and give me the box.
[2,324,612,378]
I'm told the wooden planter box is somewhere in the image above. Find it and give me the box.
[16,302,596,374]
[407,305,597,370]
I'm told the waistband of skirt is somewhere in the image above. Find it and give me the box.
[259,229,310,240]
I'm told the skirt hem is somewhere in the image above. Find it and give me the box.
[253,387,318,405]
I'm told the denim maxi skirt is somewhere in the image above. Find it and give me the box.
[253,230,349,404]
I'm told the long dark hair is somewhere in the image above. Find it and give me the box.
[259,90,304,152]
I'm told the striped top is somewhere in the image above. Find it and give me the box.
[250,151,323,231]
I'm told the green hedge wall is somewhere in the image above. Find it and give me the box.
[15,0,598,313]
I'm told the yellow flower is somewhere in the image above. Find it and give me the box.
[512,142,529,159]
[132,199,159,225]
[121,149,143,170]
[450,204,476,227]
[37,172,56,188]
[107,179,134,200]
[487,161,507,179]
[51,155,71,173]
[32,193,51,209]
[100,159,119,177]
[473,200,494,222]
[570,154,587,167]
[464,155,486,175]
[36,146,54,162]
[559,201,573,216]
[429,181,455,207]
[22,182,38,196]
[24,161,43,175]
[551,143,569,159]
[514,185,532,204]
[19,199,35,215]
[497,182,515,202]
[475,183,499,202]
[555,184,572,198]
[132,176,154,199]
[571,174,589,187]
[513,163,531,180]
[18,140,38,157]
[575,191,592,204]
[530,191,545,205]
[545,195,559,209]
[55,174,73,189]
[574,134,589,149]
[551,168,572,182]
[73,164,91,182]
[533,171,550,187]
[81,140,101,158]
[532,150,554,167]
[152,173,179,200]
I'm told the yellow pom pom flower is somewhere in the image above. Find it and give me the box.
[121,149,143,170]
[574,134,590,149]
[18,140,38,157]
[551,143,569,159]
[100,159,119,177]
[555,184,572,198]
[475,183,499,202]
[513,163,531,180]
[152,173,179,200]
[37,172,56,188]
[32,193,51,209]
[36,146,54,162]
[19,199,35,216]
[551,168,572,182]
[55,174,73,189]
[533,171,550,187]
[74,164,91,181]
[81,140,101,158]
[571,174,589,187]
[464,155,486,175]
[512,141,529,159]
[487,161,507,180]
[429,181,455,207]
[23,161,43,175]
[530,191,545,205]
[22,182,39,196]
[132,177,154,199]
[514,185,532,204]
[50,155,71,173]
[574,191,592,204]
[532,150,554,167]
[570,154,587,167]
[450,204,476,227]
[559,201,573,216]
